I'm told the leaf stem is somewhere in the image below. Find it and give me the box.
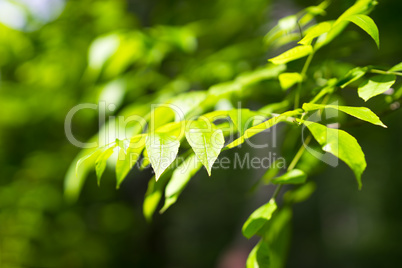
[295,50,315,109]
[271,134,312,200]
[370,69,402,77]
[287,135,312,171]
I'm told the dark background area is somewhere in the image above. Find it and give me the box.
[0,0,401,267]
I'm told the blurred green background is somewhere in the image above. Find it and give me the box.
[0,0,401,267]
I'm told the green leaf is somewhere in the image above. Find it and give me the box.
[261,161,281,184]
[358,74,396,101]
[75,149,102,177]
[236,64,287,86]
[315,0,378,49]
[303,121,366,189]
[298,21,334,45]
[115,134,146,188]
[185,120,225,176]
[160,154,202,213]
[149,105,176,132]
[278,72,303,90]
[344,14,379,48]
[146,133,180,180]
[201,110,229,122]
[143,175,169,222]
[302,103,387,127]
[95,145,116,186]
[227,110,301,149]
[272,169,307,184]
[284,182,316,204]
[65,147,104,202]
[299,1,330,26]
[278,15,298,31]
[260,207,292,268]
[242,199,277,239]
[140,147,150,170]
[246,240,271,268]
[228,109,260,136]
[339,67,368,88]
[268,45,313,65]
[389,62,402,72]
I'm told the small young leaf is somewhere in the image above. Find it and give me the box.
[185,120,225,176]
[298,21,334,45]
[303,121,366,189]
[95,145,116,185]
[146,133,180,180]
[160,154,202,213]
[116,134,146,188]
[242,199,277,239]
[339,67,368,88]
[302,103,387,127]
[272,169,307,184]
[344,14,379,48]
[358,74,396,101]
[269,45,313,65]
[278,72,303,90]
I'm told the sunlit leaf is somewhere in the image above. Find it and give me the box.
[303,121,366,189]
[228,109,260,136]
[278,72,303,90]
[95,145,116,186]
[149,105,176,132]
[227,110,301,149]
[65,148,103,202]
[269,45,313,65]
[303,103,387,127]
[316,0,377,49]
[75,149,103,177]
[278,15,298,32]
[299,0,330,26]
[389,62,402,72]
[358,74,396,101]
[146,133,180,180]
[160,154,202,213]
[344,14,379,48]
[185,120,225,176]
[298,21,334,45]
[140,147,150,170]
[242,199,277,239]
[272,169,307,184]
[339,67,368,88]
[201,110,229,122]
[115,134,146,188]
